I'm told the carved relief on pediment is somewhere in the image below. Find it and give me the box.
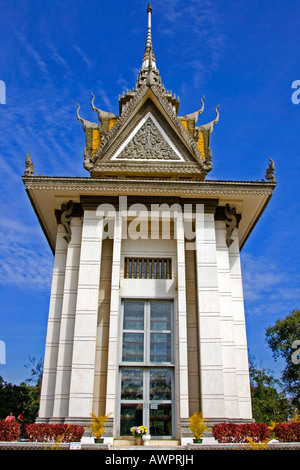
[113,115,183,161]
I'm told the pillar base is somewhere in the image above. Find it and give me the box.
[64,417,92,427]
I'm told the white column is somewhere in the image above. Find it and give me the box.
[105,212,122,420]
[38,226,67,421]
[195,208,226,419]
[67,210,103,421]
[215,220,239,419]
[52,219,82,420]
[229,229,252,420]
[175,214,190,423]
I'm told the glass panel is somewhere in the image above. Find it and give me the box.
[123,302,144,330]
[122,333,144,362]
[149,369,172,400]
[150,333,171,362]
[120,403,143,436]
[121,369,143,400]
[149,403,172,437]
[150,302,171,330]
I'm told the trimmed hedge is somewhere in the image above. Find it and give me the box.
[212,422,270,443]
[24,423,85,443]
[0,421,21,441]
[273,422,300,442]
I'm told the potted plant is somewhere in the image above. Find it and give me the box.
[189,412,209,444]
[130,425,148,445]
[89,413,112,443]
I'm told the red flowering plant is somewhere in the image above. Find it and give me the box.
[24,423,85,443]
[0,421,21,441]
[212,422,270,443]
[273,422,300,442]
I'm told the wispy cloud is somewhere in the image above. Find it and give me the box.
[0,217,53,294]
[156,0,225,90]
[241,252,300,318]
[47,42,72,74]
[73,45,93,70]
[13,28,50,80]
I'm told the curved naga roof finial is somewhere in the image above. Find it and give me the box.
[179,95,205,123]
[214,104,220,124]
[196,104,220,134]
[76,102,99,132]
[91,92,118,123]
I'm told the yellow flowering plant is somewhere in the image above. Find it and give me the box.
[189,412,209,442]
[130,426,148,437]
[89,413,112,441]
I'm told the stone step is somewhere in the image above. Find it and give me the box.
[110,446,187,451]
[113,439,181,448]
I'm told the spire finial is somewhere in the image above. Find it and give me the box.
[142,1,156,71]
[134,1,162,89]
[145,2,153,53]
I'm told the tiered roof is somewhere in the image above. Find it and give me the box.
[76,2,220,180]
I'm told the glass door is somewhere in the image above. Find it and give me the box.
[120,368,173,437]
[149,369,173,437]
[120,368,144,435]
[119,300,174,438]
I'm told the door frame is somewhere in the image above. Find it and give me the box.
[116,299,176,438]
[118,366,175,438]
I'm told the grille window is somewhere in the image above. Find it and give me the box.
[124,258,172,279]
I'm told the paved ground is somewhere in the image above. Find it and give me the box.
[0,441,300,451]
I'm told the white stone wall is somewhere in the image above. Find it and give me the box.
[39,205,252,426]
[52,218,82,419]
[38,225,68,421]
[195,212,226,419]
[68,211,103,420]
[228,228,252,419]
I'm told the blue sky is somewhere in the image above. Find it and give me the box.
[0,0,299,386]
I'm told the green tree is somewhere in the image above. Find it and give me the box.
[265,309,300,410]
[0,357,43,423]
[23,356,43,422]
[0,376,30,420]
[249,356,292,424]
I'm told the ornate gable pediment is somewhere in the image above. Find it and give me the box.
[111,112,184,162]
[89,95,208,179]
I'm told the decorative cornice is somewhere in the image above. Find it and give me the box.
[90,162,204,176]
[22,175,276,197]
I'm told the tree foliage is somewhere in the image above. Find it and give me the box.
[265,309,300,409]
[0,357,43,423]
[0,377,40,423]
[249,355,292,424]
